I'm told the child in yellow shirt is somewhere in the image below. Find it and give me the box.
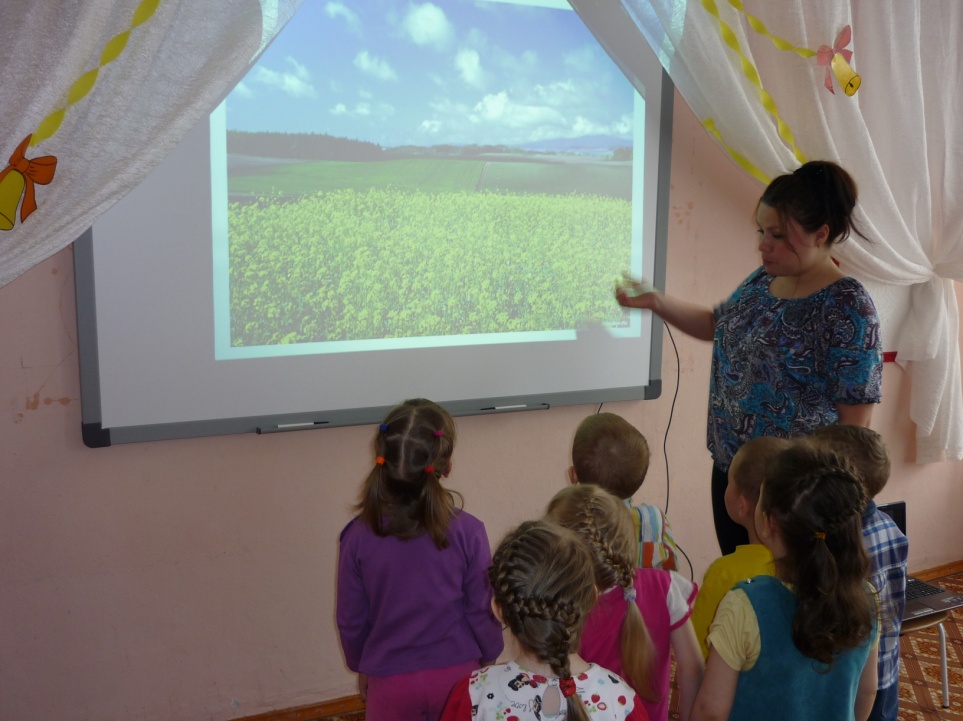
[689,437,788,658]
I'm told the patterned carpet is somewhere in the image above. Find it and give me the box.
[316,572,963,721]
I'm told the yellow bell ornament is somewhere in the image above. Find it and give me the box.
[0,134,58,230]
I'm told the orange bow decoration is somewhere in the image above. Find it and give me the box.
[817,26,860,96]
[0,135,58,226]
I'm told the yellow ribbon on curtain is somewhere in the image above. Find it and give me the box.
[700,0,808,166]
[31,0,162,146]
[723,0,817,60]
[698,1,862,178]
[0,0,162,230]
[727,1,860,96]
[701,118,771,185]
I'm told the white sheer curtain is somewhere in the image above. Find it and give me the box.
[0,0,304,287]
[604,0,963,462]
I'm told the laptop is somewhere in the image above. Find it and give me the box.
[877,501,963,621]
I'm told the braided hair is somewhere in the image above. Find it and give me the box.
[760,443,875,665]
[546,485,657,701]
[489,521,596,721]
[356,398,460,549]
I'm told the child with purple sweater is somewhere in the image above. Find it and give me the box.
[336,399,504,721]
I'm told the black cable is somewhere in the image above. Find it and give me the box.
[662,321,680,517]
[662,321,693,581]
[595,320,692,580]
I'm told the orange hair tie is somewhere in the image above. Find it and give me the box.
[375,456,385,465]
[814,531,826,540]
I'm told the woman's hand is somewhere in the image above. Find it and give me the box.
[616,274,717,341]
[615,274,660,311]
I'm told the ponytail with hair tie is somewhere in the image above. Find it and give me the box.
[356,398,460,549]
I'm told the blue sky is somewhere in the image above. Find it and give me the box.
[225,0,635,147]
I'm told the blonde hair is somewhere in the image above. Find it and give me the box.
[571,412,650,499]
[732,436,793,505]
[489,521,596,721]
[356,398,460,549]
[545,485,657,701]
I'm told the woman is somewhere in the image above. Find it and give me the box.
[617,161,882,554]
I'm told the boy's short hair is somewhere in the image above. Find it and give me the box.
[809,425,891,498]
[732,436,793,506]
[571,412,649,499]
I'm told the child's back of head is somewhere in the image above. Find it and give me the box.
[760,442,874,663]
[545,484,657,701]
[809,424,891,498]
[489,520,598,721]
[571,412,649,499]
[730,436,793,508]
[356,398,459,548]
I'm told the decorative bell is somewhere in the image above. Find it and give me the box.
[831,54,861,96]
[0,169,25,231]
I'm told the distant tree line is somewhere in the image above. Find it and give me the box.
[227,131,385,161]
[227,130,628,161]
[389,143,520,157]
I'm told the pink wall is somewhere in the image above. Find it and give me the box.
[1,94,961,721]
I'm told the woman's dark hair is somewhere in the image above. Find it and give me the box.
[489,521,596,721]
[758,160,868,247]
[356,398,460,549]
[761,443,875,665]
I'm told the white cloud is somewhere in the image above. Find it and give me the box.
[531,80,578,108]
[455,48,484,88]
[354,51,397,81]
[571,114,632,136]
[251,60,317,99]
[465,28,487,49]
[286,56,310,81]
[490,47,538,78]
[330,101,396,119]
[471,92,565,129]
[428,98,471,115]
[420,119,442,134]
[232,81,254,98]
[563,45,603,72]
[403,3,454,51]
[325,2,361,34]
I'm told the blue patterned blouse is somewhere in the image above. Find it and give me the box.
[707,267,883,468]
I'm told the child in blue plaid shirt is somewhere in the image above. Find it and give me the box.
[811,425,908,721]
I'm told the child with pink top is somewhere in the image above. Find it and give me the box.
[546,485,704,721]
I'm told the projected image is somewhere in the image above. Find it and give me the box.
[218,0,640,353]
